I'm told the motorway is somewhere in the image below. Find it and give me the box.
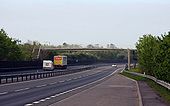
[0,63,112,75]
[0,65,122,106]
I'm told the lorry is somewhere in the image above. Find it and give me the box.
[53,55,67,69]
[43,55,67,71]
[43,60,54,70]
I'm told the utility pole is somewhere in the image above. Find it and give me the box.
[128,48,131,70]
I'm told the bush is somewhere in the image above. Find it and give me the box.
[136,32,170,83]
[0,29,23,61]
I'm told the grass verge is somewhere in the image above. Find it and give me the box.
[121,71,146,81]
[129,68,142,73]
[121,71,170,104]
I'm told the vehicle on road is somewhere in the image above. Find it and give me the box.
[43,55,67,70]
[112,64,117,67]
[43,60,54,70]
[53,55,67,69]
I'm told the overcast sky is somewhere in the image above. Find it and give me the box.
[1,0,170,48]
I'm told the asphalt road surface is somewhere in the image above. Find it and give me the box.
[0,65,121,106]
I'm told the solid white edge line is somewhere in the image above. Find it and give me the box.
[25,68,122,106]
[54,68,122,104]
[51,95,56,98]
[0,92,8,95]
[24,104,33,106]
[33,101,40,104]
[39,99,46,102]
[45,97,51,100]
[120,74,143,106]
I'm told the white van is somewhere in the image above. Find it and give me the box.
[43,60,54,70]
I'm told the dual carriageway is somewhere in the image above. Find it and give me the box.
[0,64,124,106]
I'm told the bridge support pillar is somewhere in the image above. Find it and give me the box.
[128,49,131,70]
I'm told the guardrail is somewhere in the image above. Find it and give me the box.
[0,66,96,85]
[124,71,170,90]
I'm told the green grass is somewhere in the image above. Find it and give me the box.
[121,71,146,81]
[129,68,142,73]
[121,71,170,103]
[146,79,170,103]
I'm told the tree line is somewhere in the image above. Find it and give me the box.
[136,32,170,83]
[0,29,127,62]
[44,49,128,63]
[0,29,23,60]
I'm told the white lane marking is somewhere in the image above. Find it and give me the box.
[24,68,123,106]
[51,95,56,98]
[52,68,123,102]
[24,104,33,106]
[36,84,47,88]
[73,77,78,80]
[39,99,46,102]
[56,68,123,104]
[14,88,30,92]
[121,74,143,106]
[49,82,57,85]
[33,101,40,104]
[59,80,65,83]
[78,76,82,79]
[45,97,51,100]
[0,92,8,95]
[66,79,71,81]
[0,66,94,87]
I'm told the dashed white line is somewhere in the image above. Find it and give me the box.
[66,79,71,81]
[59,80,65,83]
[15,88,30,92]
[33,101,40,104]
[24,104,33,106]
[49,82,58,85]
[36,84,47,88]
[0,92,8,95]
[78,76,82,79]
[73,78,78,80]
[24,68,122,106]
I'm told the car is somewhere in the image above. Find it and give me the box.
[112,64,117,67]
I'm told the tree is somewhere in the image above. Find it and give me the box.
[63,42,69,48]
[136,32,170,82]
[107,44,117,49]
[87,44,94,48]
[136,35,158,75]
[0,29,23,60]
[154,32,170,82]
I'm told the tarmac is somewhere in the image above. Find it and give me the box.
[138,81,168,106]
[50,73,168,106]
